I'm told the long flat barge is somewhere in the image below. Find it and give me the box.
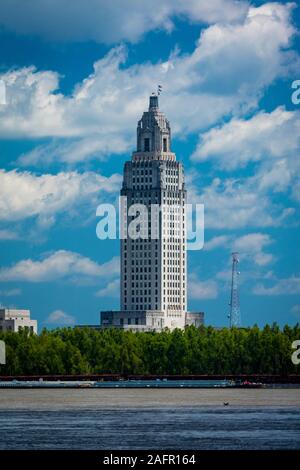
[0,379,264,389]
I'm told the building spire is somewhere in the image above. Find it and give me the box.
[149,93,159,110]
[135,93,172,155]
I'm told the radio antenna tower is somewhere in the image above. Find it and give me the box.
[228,252,241,328]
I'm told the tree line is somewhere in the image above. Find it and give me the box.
[0,324,299,376]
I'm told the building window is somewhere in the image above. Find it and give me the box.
[163,138,167,152]
[144,138,150,152]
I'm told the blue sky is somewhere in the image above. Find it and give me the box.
[0,0,300,329]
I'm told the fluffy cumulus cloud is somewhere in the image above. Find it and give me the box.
[0,250,119,283]
[201,233,276,298]
[0,0,249,43]
[192,107,300,204]
[95,279,120,298]
[0,288,21,297]
[232,233,275,266]
[190,106,300,224]
[216,265,276,286]
[0,169,121,225]
[0,229,19,240]
[45,310,75,326]
[204,235,231,251]
[188,274,219,299]
[0,3,298,164]
[204,233,275,266]
[192,107,300,169]
[291,305,300,317]
[187,171,294,229]
[253,276,300,296]
[18,135,131,166]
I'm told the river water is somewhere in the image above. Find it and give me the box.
[0,389,299,449]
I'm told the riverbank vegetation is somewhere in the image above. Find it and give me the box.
[0,324,299,375]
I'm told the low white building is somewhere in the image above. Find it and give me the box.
[0,308,37,334]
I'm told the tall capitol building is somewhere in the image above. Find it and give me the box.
[101,94,203,331]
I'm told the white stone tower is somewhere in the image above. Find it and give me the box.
[101,94,203,331]
[120,93,186,329]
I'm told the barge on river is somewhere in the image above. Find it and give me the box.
[0,379,264,389]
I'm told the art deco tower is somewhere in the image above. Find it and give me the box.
[120,94,187,329]
[101,94,203,331]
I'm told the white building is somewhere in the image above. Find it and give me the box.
[101,94,203,331]
[0,308,37,334]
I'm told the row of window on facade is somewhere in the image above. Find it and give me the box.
[117,317,165,326]
[127,281,184,289]
[125,257,184,264]
[0,325,34,332]
[119,317,140,325]
[132,177,179,184]
[124,285,185,294]
[130,191,184,198]
[124,278,185,286]
[123,304,183,312]
[131,159,179,167]
[124,273,185,282]
[123,268,185,276]
[131,167,178,175]
[125,250,184,259]
[124,293,185,301]
[123,232,185,241]
[123,265,185,274]
[123,240,185,248]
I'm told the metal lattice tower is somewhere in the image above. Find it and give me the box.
[228,252,241,328]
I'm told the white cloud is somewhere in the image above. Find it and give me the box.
[189,275,218,299]
[0,229,19,240]
[216,265,276,286]
[18,135,131,166]
[253,276,300,296]
[192,107,300,169]
[0,169,121,223]
[250,251,275,267]
[45,310,75,326]
[204,233,275,266]
[187,172,294,229]
[203,234,276,296]
[0,47,231,142]
[204,235,230,251]
[0,250,119,283]
[96,279,119,298]
[291,305,300,317]
[0,3,297,164]
[232,233,274,266]
[192,105,300,207]
[0,0,249,44]
[0,288,21,297]
[188,109,300,231]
